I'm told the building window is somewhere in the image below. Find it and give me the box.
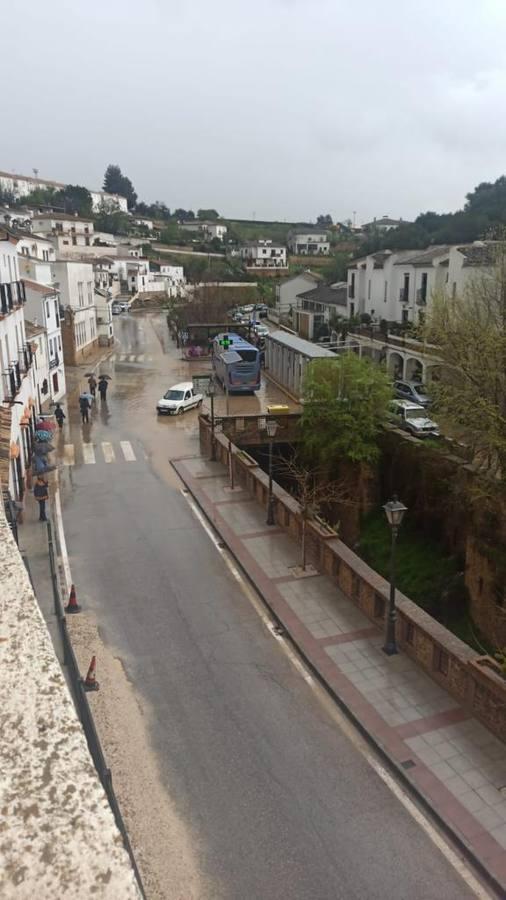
[54,299,59,325]
[384,281,388,302]
[46,300,51,320]
[78,282,84,306]
[367,279,371,301]
[452,282,457,298]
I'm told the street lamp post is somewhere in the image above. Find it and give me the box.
[208,378,216,461]
[382,495,407,656]
[266,419,278,526]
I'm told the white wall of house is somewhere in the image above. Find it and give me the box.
[0,236,36,500]
[54,260,97,355]
[240,241,287,268]
[275,272,320,316]
[24,285,65,402]
[204,223,227,240]
[287,231,330,255]
[0,171,127,213]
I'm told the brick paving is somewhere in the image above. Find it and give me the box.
[173,458,506,891]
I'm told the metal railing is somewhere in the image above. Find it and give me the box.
[46,521,146,898]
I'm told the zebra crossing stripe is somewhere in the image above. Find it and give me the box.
[101,442,115,463]
[128,354,136,362]
[82,443,96,465]
[137,354,145,362]
[63,444,75,466]
[120,440,136,461]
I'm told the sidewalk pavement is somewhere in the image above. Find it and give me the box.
[173,455,506,894]
[17,487,66,672]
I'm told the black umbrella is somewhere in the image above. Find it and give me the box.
[98,374,112,380]
[84,372,96,378]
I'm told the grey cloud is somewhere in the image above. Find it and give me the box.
[2,0,506,222]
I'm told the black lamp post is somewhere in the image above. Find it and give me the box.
[266,419,278,525]
[208,378,216,461]
[382,495,407,656]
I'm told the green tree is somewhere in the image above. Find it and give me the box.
[425,243,506,478]
[300,354,392,465]
[60,184,93,217]
[317,214,333,227]
[198,208,219,220]
[94,201,130,235]
[103,164,137,209]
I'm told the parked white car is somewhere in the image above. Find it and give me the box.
[157,381,203,415]
[389,400,440,438]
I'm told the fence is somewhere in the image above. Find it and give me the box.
[46,521,145,899]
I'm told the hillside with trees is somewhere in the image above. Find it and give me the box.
[360,174,506,254]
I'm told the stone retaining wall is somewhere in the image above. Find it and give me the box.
[200,416,506,741]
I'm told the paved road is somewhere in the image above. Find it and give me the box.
[59,313,479,900]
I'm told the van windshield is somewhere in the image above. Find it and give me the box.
[165,389,184,400]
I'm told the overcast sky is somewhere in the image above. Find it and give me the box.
[3,0,506,223]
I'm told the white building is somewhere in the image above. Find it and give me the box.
[179,220,227,241]
[132,216,154,231]
[287,229,330,255]
[148,260,185,297]
[295,282,348,340]
[53,259,99,365]
[0,230,36,502]
[25,319,51,412]
[240,240,287,270]
[362,216,411,233]
[346,243,495,326]
[203,222,227,241]
[275,271,321,318]
[23,281,65,401]
[32,213,94,250]
[94,290,114,347]
[0,169,128,213]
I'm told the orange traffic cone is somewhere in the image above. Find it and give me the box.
[83,655,99,692]
[65,584,81,614]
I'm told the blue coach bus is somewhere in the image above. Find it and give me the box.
[212,333,261,393]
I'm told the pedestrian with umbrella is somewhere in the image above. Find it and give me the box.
[79,392,92,424]
[98,375,110,402]
[86,373,97,399]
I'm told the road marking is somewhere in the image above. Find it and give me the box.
[101,442,115,463]
[120,440,136,461]
[119,354,127,361]
[63,444,75,466]
[181,489,492,900]
[82,443,96,464]
[128,354,136,362]
[137,354,145,362]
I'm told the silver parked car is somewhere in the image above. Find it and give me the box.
[393,380,431,407]
[389,400,440,438]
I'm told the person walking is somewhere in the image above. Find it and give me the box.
[54,403,65,429]
[88,374,97,399]
[34,476,49,522]
[79,394,90,424]
[98,377,108,401]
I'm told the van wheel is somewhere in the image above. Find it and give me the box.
[177,406,184,415]
[197,399,203,408]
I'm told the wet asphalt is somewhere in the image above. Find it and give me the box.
[58,313,478,900]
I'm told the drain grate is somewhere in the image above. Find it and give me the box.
[401,759,416,770]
